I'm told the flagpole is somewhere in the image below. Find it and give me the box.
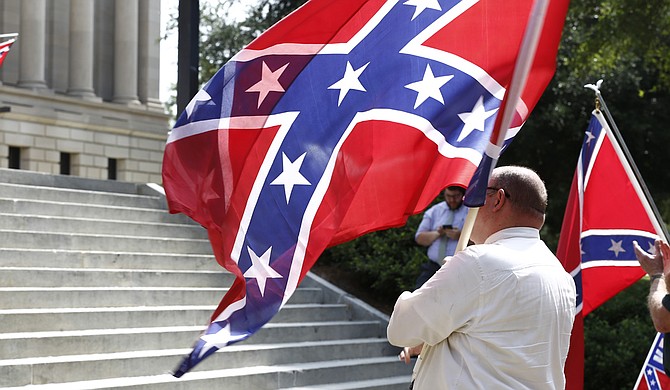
[585,80,670,241]
[455,0,551,253]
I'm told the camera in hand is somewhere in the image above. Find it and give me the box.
[442,224,453,229]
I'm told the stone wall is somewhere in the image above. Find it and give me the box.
[0,0,170,184]
[0,85,169,184]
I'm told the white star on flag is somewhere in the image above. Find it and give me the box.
[243,246,283,297]
[405,64,454,109]
[185,89,212,118]
[198,322,247,358]
[403,0,442,20]
[328,61,370,106]
[608,239,626,257]
[246,61,289,108]
[270,152,311,203]
[456,95,498,142]
[585,131,596,144]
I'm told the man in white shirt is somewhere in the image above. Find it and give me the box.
[388,166,577,390]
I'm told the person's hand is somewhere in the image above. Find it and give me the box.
[659,241,670,285]
[444,227,461,240]
[398,344,423,364]
[398,347,411,364]
[634,239,665,276]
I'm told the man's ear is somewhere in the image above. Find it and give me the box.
[491,191,506,212]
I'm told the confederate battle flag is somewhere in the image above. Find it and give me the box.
[162,0,570,376]
[558,109,666,389]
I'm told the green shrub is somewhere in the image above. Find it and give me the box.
[319,213,425,298]
[584,279,656,390]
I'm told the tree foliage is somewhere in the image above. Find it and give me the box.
[502,0,670,248]
[584,280,654,389]
[198,0,307,82]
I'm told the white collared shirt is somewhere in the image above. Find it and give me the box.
[388,227,576,390]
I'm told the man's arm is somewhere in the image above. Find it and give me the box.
[415,206,446,246]
[416,227,446,246]
[634,240,670,333]
[648,277,670,333]
[387,250,480,347]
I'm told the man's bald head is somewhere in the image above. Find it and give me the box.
[470,166,548,244]
[490,166,547,221]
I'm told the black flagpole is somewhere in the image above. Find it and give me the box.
[177,0,200,118]
[586,80,670,241]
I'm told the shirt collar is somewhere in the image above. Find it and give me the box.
[484,227,540,244]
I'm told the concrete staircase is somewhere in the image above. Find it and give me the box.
[0,169,412,389]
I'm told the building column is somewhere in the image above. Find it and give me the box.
[67,0,101,101]
[138,0,163,111]
[17,0,47,90]
[113,0,140,105]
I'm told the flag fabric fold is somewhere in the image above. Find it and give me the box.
[163,0,569,376]
[557,109,666,389]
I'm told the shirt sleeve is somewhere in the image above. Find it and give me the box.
[387,248,482,347]
[415,205,436,238]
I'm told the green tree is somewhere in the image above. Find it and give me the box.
[198,0,307,82]
[503,0,670,248]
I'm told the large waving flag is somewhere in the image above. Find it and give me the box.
[162,0,570,376]
[557,109,666,389]
[634,333,670,390]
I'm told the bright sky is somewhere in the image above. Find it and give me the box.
[159,2,179,105]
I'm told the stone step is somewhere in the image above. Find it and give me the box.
[129,357,412,390]
[0,287,324,309]
[283,376,413,390]
[0,213,207,239]
[0,357,411,390]
[0,339,399,387]
[0,321,382,359]
[0,168,142,195]
[0,198,193,224]
[0,304,350,332]
[0,169,403,390]
[0,249,219,271]
[0,267,233,288]
[0,182,164,209]
[0,230,212,254]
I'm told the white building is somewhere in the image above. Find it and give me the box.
[0,0,170,183]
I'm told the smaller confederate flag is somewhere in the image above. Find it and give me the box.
[0,35,16,68]
[557,109,666,389]
[634,333,670,390]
